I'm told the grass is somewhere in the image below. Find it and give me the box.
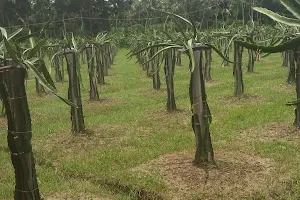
[0,49,300,199]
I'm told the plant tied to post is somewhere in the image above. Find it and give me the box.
[0,27,73,200]
[130,9,232,166]
[87,32,114,86]
[234,0,300,128]
[51,33,86,133]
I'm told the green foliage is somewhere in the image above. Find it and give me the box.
[0,0,292,37]
[128,10,232,73]
[254,7,300,27]
[0,27,73,106]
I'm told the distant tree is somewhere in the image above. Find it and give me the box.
[0,0,290,36]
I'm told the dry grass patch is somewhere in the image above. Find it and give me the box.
[91,123,153,139]
[36,126,122,153]
[246,72,260,75]
[0,145,9,153]
[222,94,265,107]
[133,150,276,200]
[0,117,7,127]
[27,93,56,102]
[43,193,111,200]
[33,124,135,168]
[140,88,167,95]
[34,122,153,162]
[146,109,190,131]
[136,76,152,83]
[84,98,123,105]
[278,83,295,93]
[204,80,218,87]
[241,122,300,143]
[181,79,217,87]
[83,98,124,114]
[110,73,122,77]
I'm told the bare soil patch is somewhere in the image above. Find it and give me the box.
[133,150,276,200]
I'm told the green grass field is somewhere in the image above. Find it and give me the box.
[1,49,300,199]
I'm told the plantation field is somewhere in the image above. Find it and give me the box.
[1,49,300,200]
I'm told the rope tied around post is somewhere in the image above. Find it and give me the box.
[15,188,39,193]
[7,96,27,101]
[8,130,32,135]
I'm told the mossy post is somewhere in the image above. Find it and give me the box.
[233,42,244,96]
[54,56,63,82]
[141,52,147,71]
[151,46,161,90]
[111,44,118,64]
[255,50,261,61]
[95,45,105,85]
[282,51,289,67]
[223,38,229,67]
[138,52,145,70]
[190,46,214,165]
[106,42,112,69]
[204,49,212,81]
[217,38,222,51]
[146,50,152,77]
[247,49,255,73]
[287,50,296,84]
[294,49,300,128]
[64,50,85,133]
[103,43,109,76]
[35,52,45,93]
[176,50,182,66]
[86,45,100,100]
[164,49,177,111]
[0,66,41,200]
[35,78,44,93]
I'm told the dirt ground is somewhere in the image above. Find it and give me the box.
[133,150,276,200]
